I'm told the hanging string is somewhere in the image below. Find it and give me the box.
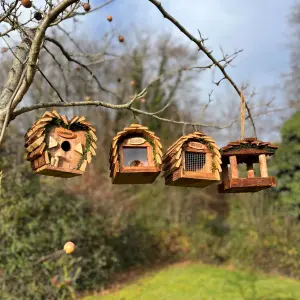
[240,91,246,140]
[128,111,141,126]
[182,124,186,136]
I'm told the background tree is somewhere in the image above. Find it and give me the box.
[275,111,300,217]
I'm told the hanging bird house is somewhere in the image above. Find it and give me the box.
[109,124,162,184]
[162,132,222,188]
[218,138,279,193]
[25,110,97,178]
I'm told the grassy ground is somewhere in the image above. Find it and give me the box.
[83,262,300,300]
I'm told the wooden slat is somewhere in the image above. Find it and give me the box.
[60,115,69,125]
[79,160,88,172]
[52,110,61,119]
[77,116,85,123]
[26,136,45,152]
[112,139,118,150]
[45,151,50,164]
[69,116,80,124]
[259,154,268,177]
[25,123,47,138]
[89,130,97,142]
[26,143,46,161]
[48,136,58,149]
[87,151,92,164]
[156,154,162,164]
[155,139,163,149]
[229,155,238,179]
[25,128,45,147]
[129,124,142,128]
[42,111,56,118]
[90,147,96,156]
[221,164,229,181]
[74,143,83,154]
[36,117,52,125]
[247,162,255,178]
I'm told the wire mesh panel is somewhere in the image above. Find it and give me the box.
[185,151,206,172]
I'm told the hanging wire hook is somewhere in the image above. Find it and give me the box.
[128,111,142,126]
[182,123,186,136]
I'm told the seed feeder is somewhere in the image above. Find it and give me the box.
[162,132,222,188]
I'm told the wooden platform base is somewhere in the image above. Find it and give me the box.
[112,167,161,184]
[35,165,84,178]
[218,177,276,193]
[165,172,220,188]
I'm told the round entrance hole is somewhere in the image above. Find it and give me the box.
[61,141,71,152]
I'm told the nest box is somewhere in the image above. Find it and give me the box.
[109,124,162,184]
[218,138,279,193]
[162,132,222,188]
[25,110,97,178]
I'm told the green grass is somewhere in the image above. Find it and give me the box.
[84,262,300,300]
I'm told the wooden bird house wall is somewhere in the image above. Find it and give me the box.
[218,138,279,193]
[25,110,97,178]
[163,132,222,188]
[109,124,162,184]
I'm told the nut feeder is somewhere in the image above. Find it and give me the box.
[109,124,162,184]
[162,132,222,188]
[25,110,97,178]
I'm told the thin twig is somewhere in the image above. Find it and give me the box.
[0,67,27,146]
[148,0,257,137]
[45,36,118,98]
[37,65,64,102]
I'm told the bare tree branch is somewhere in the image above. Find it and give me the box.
[44,36,118,98]
[0,0,19,24]
[148,0,257,138]
[10,0,81,111]
[36,65,64,102]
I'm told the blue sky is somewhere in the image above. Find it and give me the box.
[87,0,294,91]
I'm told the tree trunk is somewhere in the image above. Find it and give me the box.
[0,41,29,137]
